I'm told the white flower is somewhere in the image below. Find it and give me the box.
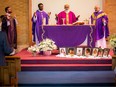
[27,45,40,53]
[38,38,57,51]
[27,38,57,53]
[109,34,116,47]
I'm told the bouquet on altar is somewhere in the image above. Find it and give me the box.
[27,45,40,53]
[38,38,57,51]
[109,34,116,47]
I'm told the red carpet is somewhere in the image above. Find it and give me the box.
[15,49,112,71]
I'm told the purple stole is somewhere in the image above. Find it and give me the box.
[2,15,17,49]
[32,10,49,43]
[91,11,109,40]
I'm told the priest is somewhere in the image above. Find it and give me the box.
[32,3,50,44]
[56,4,79,25]
[1,6,17,49]
[91,5,109,48]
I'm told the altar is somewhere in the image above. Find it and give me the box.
[38,25,96,47]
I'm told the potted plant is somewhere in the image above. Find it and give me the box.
[27,45,40,56]
[109,34,116,55]
[38,38,57,56]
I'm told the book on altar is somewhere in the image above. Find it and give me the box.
[72,21,85,25]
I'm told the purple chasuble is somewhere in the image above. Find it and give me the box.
[1,15,17,49]
[91,11,109,40]
[32,10,49,44]
[57,11,76,25]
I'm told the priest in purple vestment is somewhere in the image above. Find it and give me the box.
[1,7,17,49]
[32,3,50,44]
[91,6,109,48]
[56,4,79,25]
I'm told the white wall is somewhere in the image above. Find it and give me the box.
[32,0,102,25]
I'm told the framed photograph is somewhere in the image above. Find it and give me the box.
[84,48,91,57]
[92,48,99,57]
[67,47,76,56]
[76,48,83,56]
[59,48,66,56]
[103,48,110,57]
[97,48,104,57]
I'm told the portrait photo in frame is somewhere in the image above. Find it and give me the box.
[59,48,66,56]
[103,48,110,57]
[67,47,76,56]
[97,48,104,57]
[76,48,83,56]
[84,48,91,57]
[92,48,99,57]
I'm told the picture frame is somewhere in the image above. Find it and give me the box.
[97,48,104,57]
[67,47,76,56]
[92,48,99,57]
[59,48,66,56]
[76,47,83,56]
[84,48,91,57]
[103,48,110,57]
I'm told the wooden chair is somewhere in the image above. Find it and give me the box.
[112,55,116,70]
[5,56,21,87]
[0,56,21,86]
[0,66,10,86]
[112,55,116,84]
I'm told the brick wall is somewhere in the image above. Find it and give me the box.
[103,0,116,34]
[0,0,29,51]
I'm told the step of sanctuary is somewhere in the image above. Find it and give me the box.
[21,55,111,64]
[16,49,115,86]
[21,63,112,71]
[15,49,112,71]
[18,71,115,86]
[21,55,112,71]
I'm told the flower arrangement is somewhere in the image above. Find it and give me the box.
[27,45,40,53]
[109,34,116,47]
[38,38,57,51]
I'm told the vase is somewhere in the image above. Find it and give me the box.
[43,50,52,56]
[32,52,37,56]
[113,47,116,55]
